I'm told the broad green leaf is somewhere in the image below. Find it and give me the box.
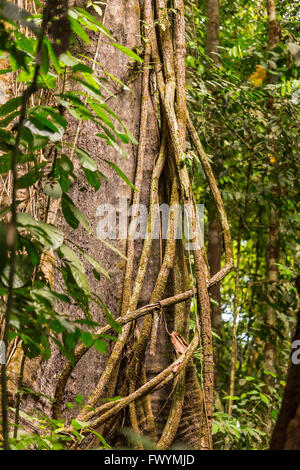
[94,338,107,355]
[1,255,34,288]
[59,243,85,273]
[17,213,64,250]
[0,96,22,117]
[104,160,137,191]
[74,8,114,39]
[75,147,97,172]
[61,194,91,233]
[17,170,42,189]
[259,393,270,406]
[44,37,62,73]
[69,264,90,295]
[80,251,110,281]
[69,17,90,43]
[59,52,78,67]
[111,43,143,63]
[80,331,93,347]
[44,181,63,200]
[83,168,101,190]
[0,110,20,128]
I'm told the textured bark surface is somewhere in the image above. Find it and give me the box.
[263,0,281,436]
[206,0,222,363]
[206,0,220,66]
[8,0,234,450]
[207,217,222,336]
[21,0,160,420]
[270,277,300,449]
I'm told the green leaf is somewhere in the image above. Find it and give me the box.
[40,41,49,75]
[0,110,20,128]
[76,77,103,101]
[52,337,75,365]
[44,181,63,200]
[44,37,62,73]
[0,96,22,117]
[75,147,97,172]
[74,8,114,39]
[59,244,85,272]
[111,43,143,63]
[61,194,79,229]
[83,168,101,190]
[23,239,39,266]
[97,127,131,159]
[69,17,90,43]
[89,101,115,130]
[259,393,270,406]
[0,68,12,75]
[68,263,90,299]
[17,170,42,189]
[71,419,90,430]
[80,331,93,348]
[88,429,111,449]
[75,394,84,405]
[61,194,91,233]
[72,63,93,74]
[59,52,78,67]
[69,264,90,295]
[104,160,137,191]
[80,251,110,281]
[37,73,56,90]
[212,422,219,435]
[28,114,59,133]
[96,296,122,334]
[0,153,12,174]
[17,213,64,250]
[94,339,107,355]
[1,255,34,288]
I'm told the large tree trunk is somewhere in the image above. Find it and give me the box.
[206,0,222,361]
[22,0,156,423]
[8,0,234,451]
[270,277,300,449]
[263,0,281,436]
[16,0,206,450]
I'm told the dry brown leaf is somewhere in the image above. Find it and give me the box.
[170,331,188,355]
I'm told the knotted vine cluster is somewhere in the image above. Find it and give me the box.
[52,0,233,450]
